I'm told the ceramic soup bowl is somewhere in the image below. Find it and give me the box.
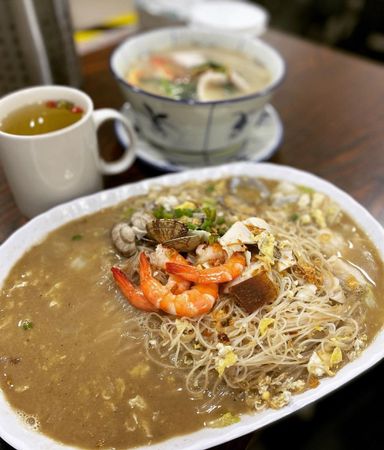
[110,27,285,165]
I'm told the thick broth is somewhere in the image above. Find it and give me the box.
[0,178,383,449]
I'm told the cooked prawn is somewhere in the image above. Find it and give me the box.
[139,253,218,317]
[195,242,226,265]
[150,245,191,294]
[166,252,246,284]
[111,267,158,312]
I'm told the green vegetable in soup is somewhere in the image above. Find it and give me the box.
[125,46,272,101]
[160,80,196,100]
[208,412,240,428]
[18,319,33,330]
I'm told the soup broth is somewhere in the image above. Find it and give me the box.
[0,177,383,449]
[0,100,84,136]
[126,46,271,101]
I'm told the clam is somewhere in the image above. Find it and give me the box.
[146,219,202,252]
[146,219,188,243]
[163,234,202,252]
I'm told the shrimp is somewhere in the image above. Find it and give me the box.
[111,267,158,312]
[139,253,218,317]
[166,252,246,284]
[111,247,192,313]
[150,245,191,294]
[195,242,226,265]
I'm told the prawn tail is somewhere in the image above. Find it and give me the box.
[111,266,135,296]
[165,262,199,282]
[111,266,157,312]
[139,251,151,274]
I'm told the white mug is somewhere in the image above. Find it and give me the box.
[0,85,137,218]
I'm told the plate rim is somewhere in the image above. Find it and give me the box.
[0,161,383,450]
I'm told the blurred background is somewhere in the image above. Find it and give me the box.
[68,0,384,61]
[1,0,383,97]
[254,0,384,62]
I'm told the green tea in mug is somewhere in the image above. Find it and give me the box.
[0,100,84,136]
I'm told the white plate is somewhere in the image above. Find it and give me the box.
[115,103,283,172]
[0,162,383,450]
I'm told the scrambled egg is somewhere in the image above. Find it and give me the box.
[330,346,343,366]
[311,209,327,228]
[215,344,238,377]
[128,395,147,410]
[307,351,327,377]
[255,231,275,263]
[307,347,343,378]
[258,318,275,337]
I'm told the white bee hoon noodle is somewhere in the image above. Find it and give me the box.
[139,181,374,410]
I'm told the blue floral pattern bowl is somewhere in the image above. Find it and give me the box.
[110,27,285,165]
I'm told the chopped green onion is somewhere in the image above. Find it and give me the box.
[203,206,216,222]
[208,412,240,428]
[290,213,300,222]
[161,80,195,100]
[153,205,173,219]
[71,234,83,241]
[19,319,33,330]
[193,61,227,76]
[174,208,195,218]
[224,82,237,93]
[208,234,219,244]
[161,79,174,97]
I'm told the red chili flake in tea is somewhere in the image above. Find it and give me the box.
[71,106,83,114]
[45,100,57,108]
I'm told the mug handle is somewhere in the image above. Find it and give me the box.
[92,108,137,175]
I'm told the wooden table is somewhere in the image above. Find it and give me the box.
[0,29,384,450]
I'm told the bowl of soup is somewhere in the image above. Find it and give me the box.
[110,27,285,165]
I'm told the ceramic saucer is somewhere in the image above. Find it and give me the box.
[115,103,283,172]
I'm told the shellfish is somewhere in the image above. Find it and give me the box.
[146,219,188,242]
[146,219,202,252]
[111,222,137,257]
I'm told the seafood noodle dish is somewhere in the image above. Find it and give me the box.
[0,176,383,449]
